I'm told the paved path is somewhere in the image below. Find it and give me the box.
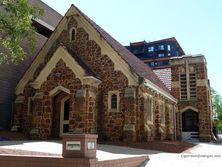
[0,141,221,166]
[147,142,222,167]
[0,141,153,161]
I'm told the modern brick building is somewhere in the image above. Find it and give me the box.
[0,0,62,130]
[125,38,185,69]
[1,1,213,142]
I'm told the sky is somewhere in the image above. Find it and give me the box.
[42,0,222,95]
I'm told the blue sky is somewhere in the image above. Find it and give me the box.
[42,0,222,95]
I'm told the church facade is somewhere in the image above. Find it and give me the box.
[12,5,212,142]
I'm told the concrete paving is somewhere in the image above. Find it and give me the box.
[0,141,221,166]
[147,142,222,167]
[0,141,153,161]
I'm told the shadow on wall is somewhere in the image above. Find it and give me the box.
[0,103,13,131]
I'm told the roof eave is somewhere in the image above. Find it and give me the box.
[144,78,177,103]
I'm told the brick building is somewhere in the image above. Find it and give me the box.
[0,0,62,130]
[171,55,213,141]
[10,4,212,142]
[125,38,185,69]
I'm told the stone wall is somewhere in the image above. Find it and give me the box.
[13,16,176,141]
[138,85,176,141]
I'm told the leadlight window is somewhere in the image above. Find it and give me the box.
[147,98,153,122]
[27,97,33,115]
[70,28,76,41]
[160,102,165,124]
[180,74,187,100]
[144,96,154,122]
[111,94,117,109]
[180,65,197,100]
[108,91,119,112]
[189,73,197,99]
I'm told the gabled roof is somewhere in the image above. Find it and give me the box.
[73,5,170,93]
[16,4,171,95]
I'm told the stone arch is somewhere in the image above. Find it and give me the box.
[182,109,199,132]
[180,106,198,113]
[49,85,71,97]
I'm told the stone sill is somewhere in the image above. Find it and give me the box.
[147,121,154,125]
[180,98,197,102]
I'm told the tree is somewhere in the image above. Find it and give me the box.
[0,0,43,64]
[211,88,222,132]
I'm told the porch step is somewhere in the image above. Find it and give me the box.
[189,132,199,141]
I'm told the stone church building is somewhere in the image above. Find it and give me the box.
[12,4,213,142]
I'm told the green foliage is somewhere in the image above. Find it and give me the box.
[211,88,222,131]
[0,0,43,64]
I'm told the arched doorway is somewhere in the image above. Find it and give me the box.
[51,93,70,138]
[59,96,70,136]
[182,109,199,132]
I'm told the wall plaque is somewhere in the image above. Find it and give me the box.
[124,88,135,98]
[87,142,95,150]
[123,124,135,131]
[66,141,81,150]
[75,89,86,98]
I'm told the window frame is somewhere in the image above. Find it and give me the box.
[70,27,76,41]
[158,45,165,50]
[144,95,154,124]
[148,46,154,52]
[108,91,120,112]
[167,45,171,51]
[27,97,33,116]
[160,101,165,125]
[158,53,165,57]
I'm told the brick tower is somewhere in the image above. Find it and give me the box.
[171,55,213,141]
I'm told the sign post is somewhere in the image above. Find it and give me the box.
[62,134,98,159]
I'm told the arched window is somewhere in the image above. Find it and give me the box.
[108,91,119,112]
[160,102,165,124]
[70,28,76,41]
[111,94,117,109]
[27,97,33,115]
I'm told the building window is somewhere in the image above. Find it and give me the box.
[70,28,76,41]
[158,53,165,57]
[27,97,33,115]
[167,104,174,124]
[148,46,154,52]
[160,102,165,124]
[111,94,117,109]
[167,45,171,51]
[150,62,155,67]
[168,53,171,56]
[158,45,164,50]
[108,91,119,112]
[180,73,187,100]
[180,65,197,100]
[144,96,154,123]
[189,73,197,99]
